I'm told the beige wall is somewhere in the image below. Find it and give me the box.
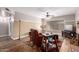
[75,9,79,34]
[11,12,41,40]
[20,20,41,35]
[12,20,41,39]
[12,20,19,38]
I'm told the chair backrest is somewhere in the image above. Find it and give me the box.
[29,32,32,41]
[53,35,59,51]
[29,29,42,47]
[29,29,35,41]
[34,30,42,47]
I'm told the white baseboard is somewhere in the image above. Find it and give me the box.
[11,35,29,40]
[0,35,9,37]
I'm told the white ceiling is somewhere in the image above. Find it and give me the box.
[8,7,78,18]
[0,7,78,23]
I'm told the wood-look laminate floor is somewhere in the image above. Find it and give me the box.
[0,36,79,52]
[0,36,41,52]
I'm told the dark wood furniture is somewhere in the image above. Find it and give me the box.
[62,30,76,39]
[29,29,61,52]
[41,34,59,52]
[29,29,42,47]
[34,30,42,47]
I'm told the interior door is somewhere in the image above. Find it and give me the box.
[0,17,8,37]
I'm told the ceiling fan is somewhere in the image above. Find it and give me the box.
[46,12,50,17]
[45,12,54,19]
